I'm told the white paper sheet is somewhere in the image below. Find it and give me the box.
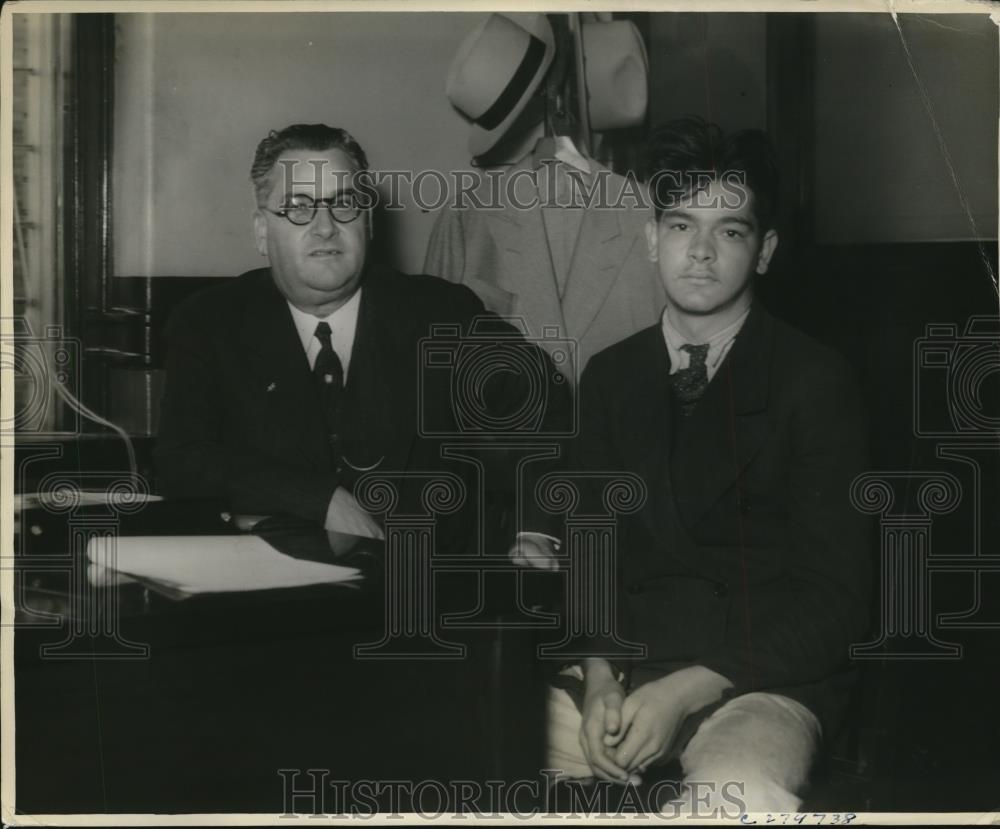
[16,491,164,510]
[86,534,361,595]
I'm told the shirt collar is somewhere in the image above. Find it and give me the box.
[287,287,362,363]
[661,304,751,376]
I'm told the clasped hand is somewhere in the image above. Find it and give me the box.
[581,667,687,784]
[579,662,733,784]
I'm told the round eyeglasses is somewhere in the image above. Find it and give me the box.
[265,194,364,226]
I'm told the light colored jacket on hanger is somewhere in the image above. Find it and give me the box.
[424,154,666,388]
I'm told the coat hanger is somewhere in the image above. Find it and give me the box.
[471,14,592,172]
[531,13,591,172]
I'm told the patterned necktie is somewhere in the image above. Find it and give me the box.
[673,343,710,416]
[313,321,344,405]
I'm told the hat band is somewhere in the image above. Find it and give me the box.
[474,34,545,131]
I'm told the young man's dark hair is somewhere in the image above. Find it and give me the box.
[644,115,780,231]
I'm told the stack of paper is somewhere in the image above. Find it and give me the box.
[86,534,361,595]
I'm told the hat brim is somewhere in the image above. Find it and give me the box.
[467,13,555,157]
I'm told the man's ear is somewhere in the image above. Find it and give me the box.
[253,210,269,258]
[644,218,659,263]
[755,228,778,274]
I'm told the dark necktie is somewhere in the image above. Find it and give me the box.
[672,343,710,416]
[313,321,344,413]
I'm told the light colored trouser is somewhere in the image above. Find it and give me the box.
[547,686,821,814]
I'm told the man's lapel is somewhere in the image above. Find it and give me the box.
[347,267,418,470]
[669,304,773,531]
[481,161,568,338]
[615,328,675,540]
[238,270,329,466]
[559,175,636,343]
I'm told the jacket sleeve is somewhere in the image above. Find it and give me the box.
[424,208,466,283]
[153,303,339,524]
[533,355,636,679]
[426,278,572,542]
[697,355,873,693]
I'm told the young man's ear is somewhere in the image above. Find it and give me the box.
[644,218,660,264]
[253,210,268,257]
[755,228,779,274]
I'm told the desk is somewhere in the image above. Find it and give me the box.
[13,499,549,815]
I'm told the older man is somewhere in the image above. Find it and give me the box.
[155,123,567,549]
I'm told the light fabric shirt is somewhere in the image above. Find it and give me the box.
[661,304,751,382]
[287,288,362,383]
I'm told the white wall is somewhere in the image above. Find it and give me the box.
[112,12,483,277]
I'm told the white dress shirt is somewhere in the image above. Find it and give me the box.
[286,288,362,382]
[661,304,751,383]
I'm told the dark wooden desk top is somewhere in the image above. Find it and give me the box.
[13,499,552,815]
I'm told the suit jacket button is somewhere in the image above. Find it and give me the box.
[627,583,643,595]
[714,582,729,598]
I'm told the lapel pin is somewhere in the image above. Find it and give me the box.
[266,382,277,392]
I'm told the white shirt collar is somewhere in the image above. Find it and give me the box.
[661,304,751,382]
[286,287,362,381]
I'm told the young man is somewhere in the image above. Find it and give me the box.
[542,117,871,812]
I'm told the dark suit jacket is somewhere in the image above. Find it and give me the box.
[568,302,872,737]
[154,264,569,549]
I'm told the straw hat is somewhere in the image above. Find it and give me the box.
[446,13,555,156]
